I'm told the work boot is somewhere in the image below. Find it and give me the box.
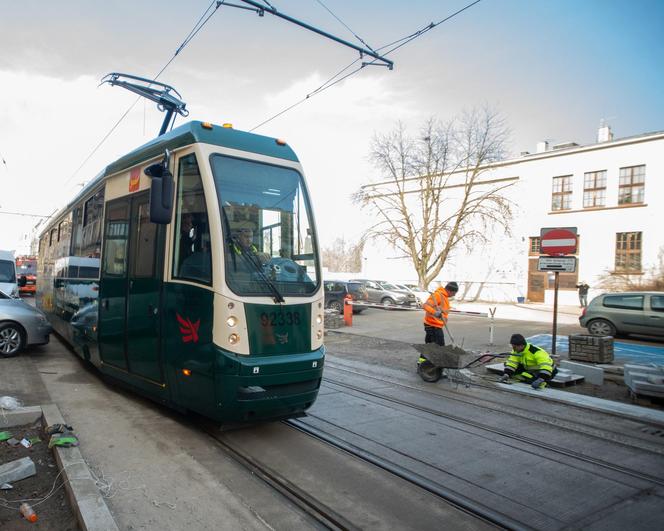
[531,377,546,389]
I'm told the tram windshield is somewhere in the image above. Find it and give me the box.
[211,155,320,297]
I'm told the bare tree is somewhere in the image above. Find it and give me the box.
[322,237,364,273]
[354,108,513,290]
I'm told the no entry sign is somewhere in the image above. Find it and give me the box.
[540,227,577,256]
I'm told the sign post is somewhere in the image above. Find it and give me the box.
[540,227,578,357]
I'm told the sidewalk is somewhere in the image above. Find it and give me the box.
[451,301,582,326]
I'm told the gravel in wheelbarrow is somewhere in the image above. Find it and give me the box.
[412,344,477,369]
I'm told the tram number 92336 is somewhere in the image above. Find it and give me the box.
[260,311,301,327]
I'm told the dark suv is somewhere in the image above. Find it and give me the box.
[324,280,369,314]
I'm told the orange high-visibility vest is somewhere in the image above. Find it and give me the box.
[423,287,450,328]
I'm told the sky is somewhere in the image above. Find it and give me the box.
[1,0,663,254]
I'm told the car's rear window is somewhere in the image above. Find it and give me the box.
[603,295,644,310]
[347,283,364,292]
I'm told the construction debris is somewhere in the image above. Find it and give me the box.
[0,457,36,485]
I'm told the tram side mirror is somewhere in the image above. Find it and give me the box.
[145,150,174,224]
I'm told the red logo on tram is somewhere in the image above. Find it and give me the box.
[176,313,200,343]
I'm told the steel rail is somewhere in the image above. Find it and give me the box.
[322,375,664,488]
[201,421,359,530]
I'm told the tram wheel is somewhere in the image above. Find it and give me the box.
[417,360,443,383]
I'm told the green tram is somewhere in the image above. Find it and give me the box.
[37,121,325,422]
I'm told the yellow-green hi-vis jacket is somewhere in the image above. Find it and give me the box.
[505,343,554,377]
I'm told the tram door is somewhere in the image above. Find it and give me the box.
[99,192,164,384]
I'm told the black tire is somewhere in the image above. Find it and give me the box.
[0,322,25,358]
[381,297,395,307]
[352,309,364,315]
[587,318,616,337]
[328,300,343,314]
[417,360,443,382]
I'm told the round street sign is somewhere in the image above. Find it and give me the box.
[540,227,577,256]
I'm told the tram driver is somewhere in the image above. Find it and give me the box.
[230,223,270,266]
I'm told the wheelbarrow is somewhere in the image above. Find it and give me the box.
[413,343,506,383]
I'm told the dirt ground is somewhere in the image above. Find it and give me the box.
[0,422,78,531]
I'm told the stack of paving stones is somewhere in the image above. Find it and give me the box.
[568,334,614,363]
[624,364,664,399]
[324,309,344,330]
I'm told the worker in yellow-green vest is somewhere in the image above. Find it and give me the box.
[499,334,558,389]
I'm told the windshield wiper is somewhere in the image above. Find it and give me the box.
[228,240,286,303]
[238,250,285,303]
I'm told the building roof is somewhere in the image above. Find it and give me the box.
[518,129,664,161]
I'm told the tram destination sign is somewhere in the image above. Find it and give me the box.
[538,256,577,273]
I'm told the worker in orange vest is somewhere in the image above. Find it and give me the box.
[422,281,458,346]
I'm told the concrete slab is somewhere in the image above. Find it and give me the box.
[624,364,664,399]
[485,363,585,385]
[41,404,119,531]
[496,383,664,425]
[560,360,604,385]
[0,457,36,484]
[0,405,42,428]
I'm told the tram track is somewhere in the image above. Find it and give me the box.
[318,372,664,488]
[325,360,664,456]
[200,420,358,531]
[285,418,521,530]
[200,417,500,530]
[194,363,664,530]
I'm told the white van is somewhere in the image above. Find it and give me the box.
[0,250,19,297]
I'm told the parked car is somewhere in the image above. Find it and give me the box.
[398,283,430,305]
[0,289,52,357]
[324,280,369,314]
[579,291,664,338]
[349,279,419,307]
[0,250,19,298]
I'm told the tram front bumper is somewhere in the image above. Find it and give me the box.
[214,345,325,422]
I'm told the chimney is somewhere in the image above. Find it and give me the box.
[597,120,613,143]
[536,141,549,153]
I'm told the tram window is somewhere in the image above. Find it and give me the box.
[81,189,104,258]
[102,202,129,277]
[172,154,211,284]
[70,206,83,256]
[211,155,319,296]
[132,202,157,277]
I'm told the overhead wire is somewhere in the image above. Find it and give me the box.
[251,0,483,132]
[64,0,226,188]
[314,0,376,52]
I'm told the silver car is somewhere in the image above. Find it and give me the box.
[349,279,419,307]
[0,290,52,357]
[579,291,664,338]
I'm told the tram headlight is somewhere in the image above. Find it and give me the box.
[315,315,323,325]
[316,330,323,340]
[228,333,240,345]
[226,316,237,327]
